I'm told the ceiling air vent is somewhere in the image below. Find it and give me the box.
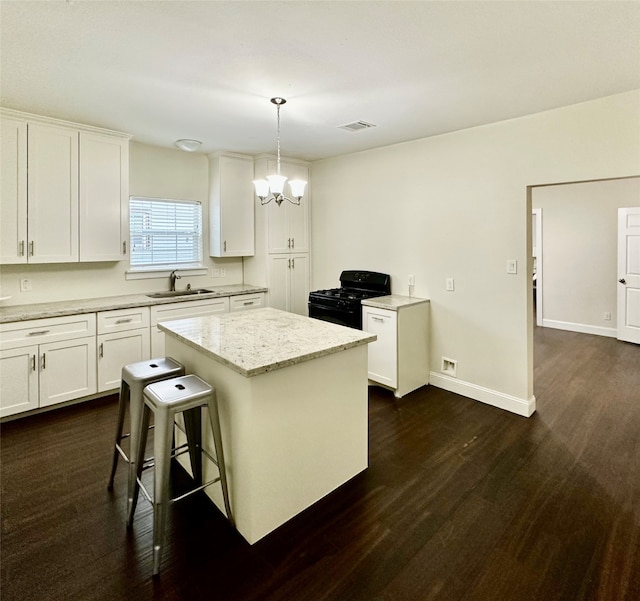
[338,120,377,133]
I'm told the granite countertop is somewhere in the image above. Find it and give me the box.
[361,294,430,311]
[0,284,267,323]
[159,307,376,378]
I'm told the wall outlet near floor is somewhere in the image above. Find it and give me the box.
[20,279,32,292]
[445,278,455,291]
[506,259,518,274]
[604,312,612,321]
[442,356,457,377]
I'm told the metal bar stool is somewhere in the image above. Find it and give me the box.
[107,357,185,517]
[127,374,234,576]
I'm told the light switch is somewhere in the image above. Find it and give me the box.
[446,278,455,291]
[506,260,518,274]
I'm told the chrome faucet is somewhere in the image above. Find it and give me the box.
[169,270,181,291]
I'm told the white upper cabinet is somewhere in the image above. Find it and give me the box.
[209,153,255,257]
[0,116,27,263]
[265,159,309,254]
[27,122,79,263]
[0,109,130,265]
[79,132,129,261]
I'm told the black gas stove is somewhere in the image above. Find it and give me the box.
[308,270,391,329]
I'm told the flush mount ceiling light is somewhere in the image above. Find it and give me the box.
[253,97,307,207]
[175,139,202,152]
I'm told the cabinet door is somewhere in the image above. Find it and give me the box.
[39,336,97,407]
[209,154,254,257]
[286,162,309,253]
[364,308,398,388]
[97,328,151,392]
[0,116,28,264]
[265,160,309,254]
[0,345,39,417]
[79,132,129,261]
[267,255,291,311]
[289,254,310,316]
[27,123,79,263]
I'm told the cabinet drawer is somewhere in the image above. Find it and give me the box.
[97,306,150,334]
[150,297,229,326]
[229,293,264,312]
[0,313,97,351]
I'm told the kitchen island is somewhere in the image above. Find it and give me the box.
[159,308,376,544]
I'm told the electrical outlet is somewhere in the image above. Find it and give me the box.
[604,312,612,321]
[212,268,221,278]
[20,279,32,292]
[220,268,226,277]
[446,278,455,291]
[408,274,415,286]
[506,259,518,274]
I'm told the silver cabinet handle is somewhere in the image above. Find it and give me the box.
[19,240,25,256]
[122,241,127,255]
[291,237,294,249]
[29,241,34,256]
[292,258,295,269]
[287,238,291,248]
[224,240,227,252]
[371,316,385,322]
[31,355,36,372]
[99,343,104,358]
[288,258,291,269]
[243,301,254,306]
[41,353,46,370]
[28,330,50,336]
[115,318,132,324]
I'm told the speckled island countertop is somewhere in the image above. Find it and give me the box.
[159,307,376,378]
[361,294,430,310]
[0,284,267,323]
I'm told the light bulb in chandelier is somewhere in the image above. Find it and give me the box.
[253,97,307,207]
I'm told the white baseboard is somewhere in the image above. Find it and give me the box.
[541,319,617,338]
[429,372,536,417]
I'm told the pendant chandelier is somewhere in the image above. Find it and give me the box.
[253,97,307,207]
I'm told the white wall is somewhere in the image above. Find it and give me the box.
[310,90,640,416]
[0,142,243,305]
[533,178,640,337]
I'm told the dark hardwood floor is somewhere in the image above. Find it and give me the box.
[2,327,639,601]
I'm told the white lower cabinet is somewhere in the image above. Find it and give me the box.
[362,298,430,398]
[96,307,151,392]
[0,345,39,416]
[150,297,230,357]
[268,254,309,316]
[0,314,97,417]
[1,293,268,418]
[364,308,398,389]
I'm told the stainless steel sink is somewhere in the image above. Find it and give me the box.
[147,288,214,299]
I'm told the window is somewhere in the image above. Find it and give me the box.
[129,197,202,269]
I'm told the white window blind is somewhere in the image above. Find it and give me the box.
[129,197,202,269]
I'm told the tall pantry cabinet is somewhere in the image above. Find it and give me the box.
[0,109,130,265]
[244,156,311,316]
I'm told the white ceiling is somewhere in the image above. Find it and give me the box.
[2,1,639,161]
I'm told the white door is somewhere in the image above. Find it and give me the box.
[27,123,79,263]
[79,132,128,261]
[97,328,151,392]
[39,337,97,407]
[267,255,291,311]
[0,116,28,264]
[0,345,39,417]
[617,207,640,344]
[289,254,310,316]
